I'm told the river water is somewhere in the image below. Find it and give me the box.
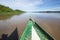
[0,13,60,40]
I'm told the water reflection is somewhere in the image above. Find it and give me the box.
[0,13,60,40]
[0,13,23,20]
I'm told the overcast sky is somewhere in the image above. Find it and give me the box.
[0,0,60,11]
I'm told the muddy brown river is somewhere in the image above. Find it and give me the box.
[0,13,60,40]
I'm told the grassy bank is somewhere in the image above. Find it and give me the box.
[0,4,25,16]
[0,11,24,16]
[0,4,25,20]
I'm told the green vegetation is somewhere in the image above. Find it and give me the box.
[0,4,25,15]
[0,4,25,20]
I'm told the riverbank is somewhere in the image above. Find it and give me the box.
[0,11,24,16]
[0,4,25,16]
[0,4,25,20]
[0,11,24,20]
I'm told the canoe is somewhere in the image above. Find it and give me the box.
[20,18,54,40]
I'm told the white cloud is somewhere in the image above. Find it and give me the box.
[0,0,43,11]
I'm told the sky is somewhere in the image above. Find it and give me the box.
[0,0,60,11]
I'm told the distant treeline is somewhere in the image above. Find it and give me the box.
[0,4,25,20]
[33,11,60,13]
[0,4,25,13]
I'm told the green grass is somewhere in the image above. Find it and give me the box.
[0,11,23,15]
[0,4,25,16]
